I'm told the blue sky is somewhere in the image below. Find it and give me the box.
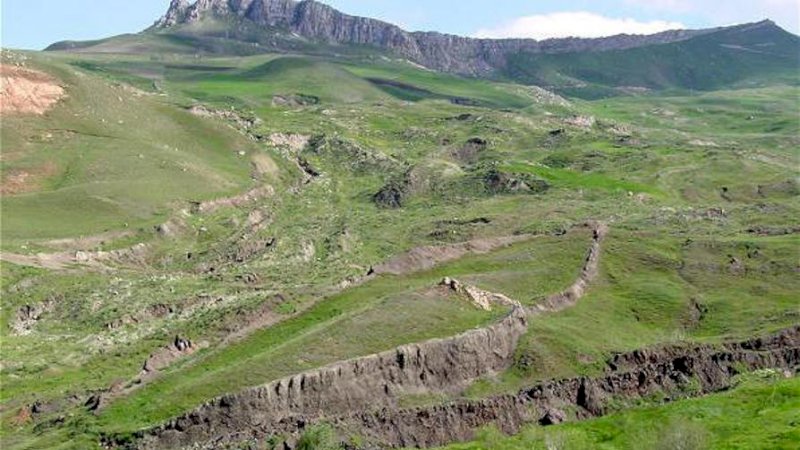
[2,0,798,50]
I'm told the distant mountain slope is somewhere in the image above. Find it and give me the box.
[137,0,715,76]
[46,0,800,96]
[505,20,800,97]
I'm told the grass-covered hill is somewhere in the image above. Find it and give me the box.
[1,4,799,449]
[505,20,800,98]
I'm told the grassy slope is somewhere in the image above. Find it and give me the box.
[0,52,259,246]
[1,47,798,450]
[506,22,800,98]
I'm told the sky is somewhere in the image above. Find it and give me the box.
[2,0,798,50]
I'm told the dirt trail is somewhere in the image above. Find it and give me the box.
[0,243,148,271]
[373,234,534,276]
[192,185,274,214]
[1,183,274,272]
[0,65,65,115]
[42,230,135,251]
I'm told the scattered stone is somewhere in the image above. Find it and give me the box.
[271,94,320,107]
[373,182,404,209]
[84,394,105,412]
[564,115,596,128]
[141,335,202,375]
[235,272,261,285]
[746,225,800,236]
[452,137,488,164]
[728,255,745,275]
[268,133,311,153]
[12,294,61,335]
[539,408,567,425]
[188,104,262,131]
[483,168,549,195]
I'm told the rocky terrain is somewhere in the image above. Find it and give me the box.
[119,325,800,449]
[2,2,799,450]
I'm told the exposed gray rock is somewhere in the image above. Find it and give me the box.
[154,0,721,76]
[538,408,566,425]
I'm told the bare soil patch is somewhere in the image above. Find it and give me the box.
[0,65,65,115]
[1,161,58,195]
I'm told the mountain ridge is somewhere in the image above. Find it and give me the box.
[44,0,799,95]
[148,0,728,75]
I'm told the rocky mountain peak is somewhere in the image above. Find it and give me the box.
[151,1,794,78]
[156,0,301,26]
[156,0,191,27]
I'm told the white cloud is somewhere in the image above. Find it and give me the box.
[623,0,695,13]
[473,11,685,40]
[622,0,799,34]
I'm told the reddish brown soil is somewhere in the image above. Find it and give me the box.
[0,65,65,115]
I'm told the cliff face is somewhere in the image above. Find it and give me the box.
[124,325,799,449]
[133,308,529,449]
[339,326,800,448]
[153,0,717,75]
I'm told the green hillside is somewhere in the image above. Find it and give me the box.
[0,54,261,245]
[2,5,799,450]
[506,21,800,98]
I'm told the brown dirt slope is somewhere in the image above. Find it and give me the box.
[0,65,65,115]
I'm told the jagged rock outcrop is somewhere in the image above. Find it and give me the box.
[126,308,528,449]
[156,0,190,27]
[152,0,720,76]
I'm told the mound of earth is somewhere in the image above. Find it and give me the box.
[0,65,65,115]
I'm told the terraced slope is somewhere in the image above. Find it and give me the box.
[1,25,799,450]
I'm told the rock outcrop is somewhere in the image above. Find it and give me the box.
[331,326,800,449]
[118,325,799,449]
[152,0,721,76]
[127,308,528,449]
[439,277,521,311]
